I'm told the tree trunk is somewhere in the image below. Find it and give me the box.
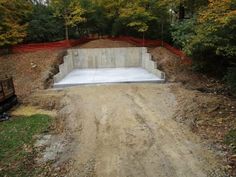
[143,32,145,47]
[179,3,185,20]
[65,24,69,40]
[161,22,164,46]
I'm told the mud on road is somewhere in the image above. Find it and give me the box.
[43,83,227,177]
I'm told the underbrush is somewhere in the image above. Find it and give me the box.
[225,129,236,153]
[0,114,52,177]
[225,67,236,96]
[192,59,236,96]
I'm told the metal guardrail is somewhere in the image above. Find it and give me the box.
[0,77,15,103]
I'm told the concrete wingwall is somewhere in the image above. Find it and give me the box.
[54,47,165,83]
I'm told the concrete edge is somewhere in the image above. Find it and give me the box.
[53,79,166,88]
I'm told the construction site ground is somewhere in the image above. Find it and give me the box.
[0,39,235,176]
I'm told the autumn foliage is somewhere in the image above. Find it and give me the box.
[0,0,235,90]
[0,0,31,47]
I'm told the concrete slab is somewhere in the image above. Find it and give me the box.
[54,67,164,87]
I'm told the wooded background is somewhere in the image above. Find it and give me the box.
[0,0,235,93]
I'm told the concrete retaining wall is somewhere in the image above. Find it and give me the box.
[54,47,165,82]
[71,48,142,69]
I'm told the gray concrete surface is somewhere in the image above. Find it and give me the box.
[54,68,164,88]
[54,47,165,86]
[72,48,141,69]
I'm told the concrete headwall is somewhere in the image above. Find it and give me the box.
[54,47,165,82]
[71,48,142,69]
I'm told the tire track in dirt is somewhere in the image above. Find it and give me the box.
[56,84,227,177]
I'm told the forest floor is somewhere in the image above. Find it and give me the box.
[0,39,235,176]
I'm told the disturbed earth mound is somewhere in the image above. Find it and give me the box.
[78,39,135,48]
[0,50,65,100]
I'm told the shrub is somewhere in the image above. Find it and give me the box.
[225,67,236,96]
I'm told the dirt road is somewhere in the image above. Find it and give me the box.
[49,83,226,177]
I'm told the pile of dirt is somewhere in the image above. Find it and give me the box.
[149,47,201,84]
[150,47,231,95]
[0,50,65,101]
[78,39,135,48]
[149,47,179,69]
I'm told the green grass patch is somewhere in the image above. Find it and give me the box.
[224,129,236,153]
[0,114,52,177]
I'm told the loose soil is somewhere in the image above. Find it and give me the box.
[53,84,228,177]
[0,39,235,176]
[0,50,65,100]
[78,39,135,48]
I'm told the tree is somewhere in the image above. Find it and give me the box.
[171,17,196,48]
[95,0,126,36]
[77,0,109,36]
[170,0,235,76]
[96,0,125,18]
[119,0,157,40]
[186,0,236,63]
[26,3,64,42]
[160,0,208,20]
[0,0,32,47]
[50,0,86,40]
